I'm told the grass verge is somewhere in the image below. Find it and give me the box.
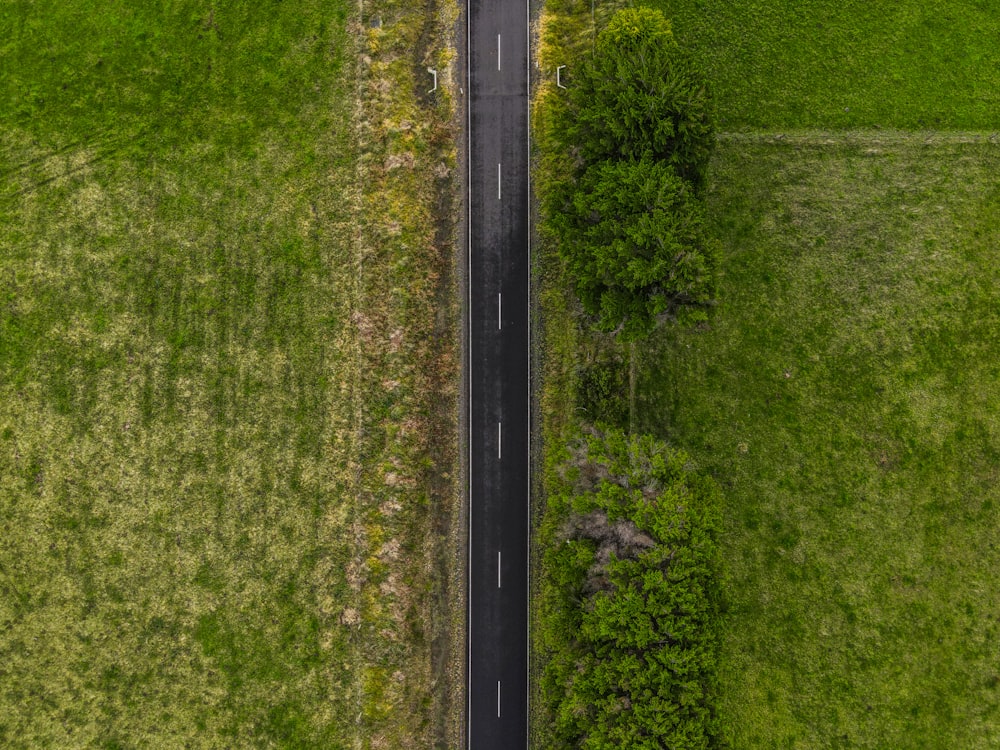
[530,0,625,743]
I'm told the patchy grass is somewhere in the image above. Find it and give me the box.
[636,135,1000,748]
[644,0,1000,130]
[0,0,462,747]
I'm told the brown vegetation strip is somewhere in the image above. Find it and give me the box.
[339,0,464,745]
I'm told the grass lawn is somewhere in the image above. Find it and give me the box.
[0,1,462,747]
[636,135,1000,747]
[635,0,1000,129]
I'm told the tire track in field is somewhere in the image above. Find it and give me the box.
[0,129,145,202]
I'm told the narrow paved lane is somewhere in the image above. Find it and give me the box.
[466,0,530,746]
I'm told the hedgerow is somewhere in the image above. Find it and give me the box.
[538,426,725,749]
[547,7,717,340]
[553,157,717,339]
[568,7,714,190]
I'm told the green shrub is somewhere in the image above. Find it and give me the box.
[553,158,717,339]
[538,427,724,749]
[569,7,714,190]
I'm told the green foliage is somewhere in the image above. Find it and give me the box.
[547,7,717,341]
[538,427,724,749]
[578,356,628,428]
[569,7,714,189]
[554,158,716,339]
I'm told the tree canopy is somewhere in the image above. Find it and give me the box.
[538,427,724,749]
[555,157,716,340]
[550,7,717,339]
[569,7,714,190]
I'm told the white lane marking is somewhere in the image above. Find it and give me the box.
[498,550,502,588]
[497,33,501,70]
[498,292,502,329]
[497,680,502,718]
[497,421,502,459]
[497,162,502,201]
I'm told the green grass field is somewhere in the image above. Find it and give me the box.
[1,1,462,747]
[636,135,1000,747]
[534,0,1000,747]
[646,0,1000,130]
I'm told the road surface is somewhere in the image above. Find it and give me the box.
[466,0,530,746]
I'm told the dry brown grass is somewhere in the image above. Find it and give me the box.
[340,0,465,744]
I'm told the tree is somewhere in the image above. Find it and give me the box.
[569,7,714,190]
[555,158,716,340]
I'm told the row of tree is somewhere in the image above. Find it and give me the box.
[535,11,725,746]
[549,8,717,340]
[538,427,724,748]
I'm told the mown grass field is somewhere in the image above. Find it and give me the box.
[647,0,1000,129]
[637,135,1000,747]
[1,1,462,747]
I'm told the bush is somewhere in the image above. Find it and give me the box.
[554,158,717,339]
[569,7,714,190]
[538,427,725,749]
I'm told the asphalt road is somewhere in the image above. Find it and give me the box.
[466,0,530,746]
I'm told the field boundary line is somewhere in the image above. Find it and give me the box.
[717,130,1000,146]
